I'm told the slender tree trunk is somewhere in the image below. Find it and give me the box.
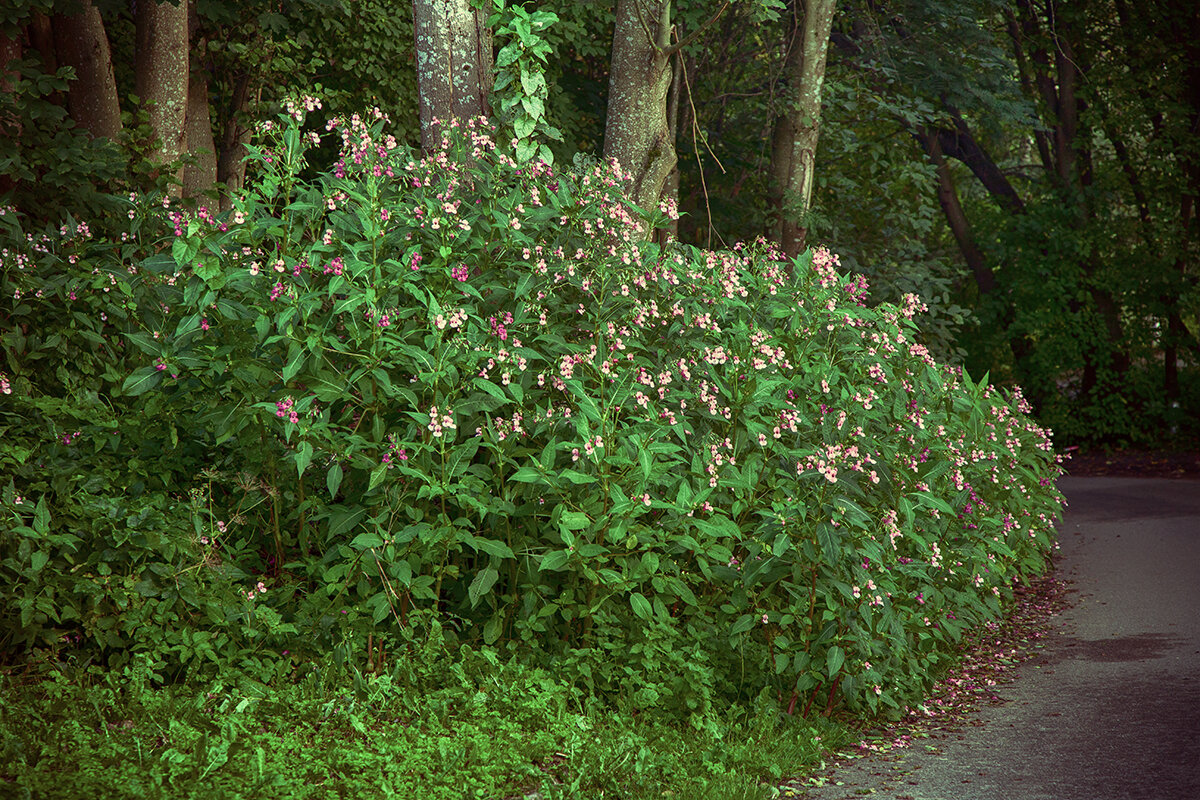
[934,107,1025,215]
[768,0,837,258]
[182,0,216,199]
[52,0,122,141]
[136,0,189,192]
[604,0,677,211]
[216,73,255,210]
[1,31,20,83]
[412,0,492,151]
[0,33,20,198]
[917,128,994,295]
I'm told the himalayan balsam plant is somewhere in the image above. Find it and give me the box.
[1,98,1064,716]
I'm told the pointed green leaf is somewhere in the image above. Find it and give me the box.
[538,549,570,572]
[826,645,846,678]
[326,463,343,499]
[816,521,840,563]
[468,567,499,607]
[121,366,162,396]
[629,592,652,621]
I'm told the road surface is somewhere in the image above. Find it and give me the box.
[794,476,1200,800]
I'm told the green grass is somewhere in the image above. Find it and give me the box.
[0,653,852,800]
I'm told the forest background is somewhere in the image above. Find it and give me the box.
[0,1,1197,797]
[4,0,1198,445]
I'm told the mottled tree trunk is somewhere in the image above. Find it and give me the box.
[412,0,492,151]
[52,0,122,141]
[136,0,189,192]
[604,0,676,212]
[768,0,836,258]
[182,0,216,199]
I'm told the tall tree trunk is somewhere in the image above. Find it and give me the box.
[604,0,677,212]
[52,0,121,141]
[0,33,20,198]
[412,0,492,151]
[916,128,994,295]
[768,0,836,258]
[136,0,189,193]
[1010,0,1128,393]
[216,73,255,211]
[182,0,216,199]
[28,13,56,73]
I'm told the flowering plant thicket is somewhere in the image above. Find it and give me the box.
[0,100,1064,716]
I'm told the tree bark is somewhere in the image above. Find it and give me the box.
[916,127,994,295]
[136,0,189,192]
[412,0,492,151]
[768,0,837,258]
[934,108,1025,215]
[604,0,677,212]
[182,0,216,199]
[0,33,20,197]
[216,73,255,211]
[52,0,122,141]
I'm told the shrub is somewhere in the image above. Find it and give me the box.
[1,102,1064,717]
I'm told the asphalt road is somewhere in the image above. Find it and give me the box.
[795,476,1200,800]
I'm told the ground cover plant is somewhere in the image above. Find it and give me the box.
[0,98,1065,796]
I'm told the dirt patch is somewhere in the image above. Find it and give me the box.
[1062,446,1200,479]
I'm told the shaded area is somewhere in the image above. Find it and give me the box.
[1064,446,1200,479]
[791,477,1200,800]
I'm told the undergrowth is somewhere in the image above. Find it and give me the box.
[1,97,1066,798]
[1,630,851,800]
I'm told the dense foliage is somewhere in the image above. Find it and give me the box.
[2,105,1063,723]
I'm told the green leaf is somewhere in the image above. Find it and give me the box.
[327,506,368,540]
[538,439,557,471]
[559,511,590,531]
[520,69,546,97]
[368,464,388,493]
[826,645,846,678]
[326,463,343,499]
[833,496,871,527]
[515,139,537,162]
[510,466,545,483]
[282,346,305,383]
[730,613,756,636]
[513,114,536,140]
[295,441,314,476]
[483,616,503,645]
[33,497,50,535]
[520,94,545,119]
[915,491,954,515]
[468,567,499,607]
[350,532,384,550]
[30,550,49,574]
[560,469,596,485]
[538,549,570,571]
[473,538,515,559]
[473,377,509,404]
[629,592,652,621]
[121,366,162,396]
[816,521,840,563]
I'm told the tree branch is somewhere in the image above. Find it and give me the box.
[663,0,731,57]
